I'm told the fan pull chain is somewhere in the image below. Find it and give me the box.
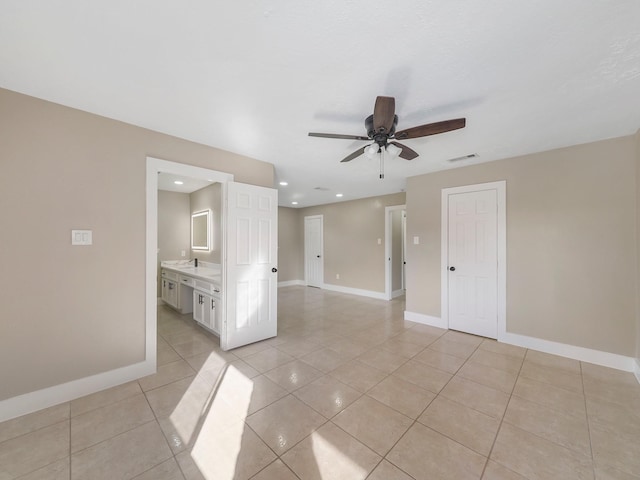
[379,147,385,179]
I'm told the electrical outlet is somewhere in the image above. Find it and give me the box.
[377,238,382,245]
[181,250,186,257]
[336,274,340,280]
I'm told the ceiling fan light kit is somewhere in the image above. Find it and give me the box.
[309,96,466,178]
[386,142,402,158]
[365,143,380,158]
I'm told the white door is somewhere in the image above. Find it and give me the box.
[221,182,278,351]
[446,188,498,338]
[304,215,323,287]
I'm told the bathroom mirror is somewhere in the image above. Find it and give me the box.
[191,210,210,251]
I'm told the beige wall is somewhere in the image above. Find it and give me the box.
[300,193,406,293]
[407,136,637,357]
[157,191,191,296]
[277,207,304,282]
[0,88,273,401]
[190,183,222,264]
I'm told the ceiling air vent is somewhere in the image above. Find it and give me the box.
[447,153,478,162]
[313,187,331,191]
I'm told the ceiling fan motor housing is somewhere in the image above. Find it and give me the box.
[366,114,398,147]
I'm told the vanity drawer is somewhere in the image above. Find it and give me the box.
[194,279,220,294]
[161,269,178,281]
[179,275,195,287]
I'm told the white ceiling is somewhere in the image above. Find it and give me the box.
[1,1,639,207]
[157,173,216,194]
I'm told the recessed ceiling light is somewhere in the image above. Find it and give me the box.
[279,181,288,186]
[292,201,298,205]
[174,180,184,185]
[336,193,343,197]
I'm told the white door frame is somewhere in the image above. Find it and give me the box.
[146,157,233,368]
[402,210,407,290]
[385,204,406,300]
[304,215,324,287]
[441,181,506,340]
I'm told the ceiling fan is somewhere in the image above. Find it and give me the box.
[308,96,466,165]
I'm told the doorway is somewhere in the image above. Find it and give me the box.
[441,181,506,339]
[147,158,279,364]
[385,205,406,300]
[304,215,324,287]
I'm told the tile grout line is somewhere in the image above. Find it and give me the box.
[376,336,485,479]
[479,348,527,479]
[579,361,596,479]
[325,342,416,479]
[247,457,301,480]
[245,322,437,479]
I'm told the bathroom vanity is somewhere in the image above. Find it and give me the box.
[161,262,221,335]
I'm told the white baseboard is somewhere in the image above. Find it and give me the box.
[279,281,388,301]
[278,280,305,287]
[404,311,448,329]
[322,283,387,300]
[0,360,155,423]
[402,311,637,375]
[392,289,405,299]
[500,331,636,373]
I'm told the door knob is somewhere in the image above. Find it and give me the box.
[449,266,456,271]
[272,268,278,273]
[317,255,321,258]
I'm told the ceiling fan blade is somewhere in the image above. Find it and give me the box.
[308,132,370,140]
[389,141,419,160]
[373,96,395,133]
[395,118,466,140]
[340,147,366,163]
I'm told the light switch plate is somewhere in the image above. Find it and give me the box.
[413,236,419,245]
[72,230,93,246]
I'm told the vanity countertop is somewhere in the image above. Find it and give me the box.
[161,263,220,284]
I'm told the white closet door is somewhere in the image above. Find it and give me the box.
[447,188,498,338]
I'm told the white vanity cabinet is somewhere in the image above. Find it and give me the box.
[161,263,221,335]
[177,274,194,314]
[161,270,179,309]
[193,290,216,333]
[193,279,221,335]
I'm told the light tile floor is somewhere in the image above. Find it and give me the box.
[1,286,640,479]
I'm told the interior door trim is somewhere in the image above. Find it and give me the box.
[147,157,233,368]
[440,181,506,340]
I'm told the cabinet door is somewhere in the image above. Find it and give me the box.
[167,281,179,309]
[202,293,212,330]
[208,296,219,334]
[161,278,168,303]
[193,290,204,324]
